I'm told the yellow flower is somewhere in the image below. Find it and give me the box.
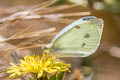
[7,63,22,78]
[7,53,71,78]
[19,55,42,74]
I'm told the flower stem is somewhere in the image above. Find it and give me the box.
[34,73,38,80]
[39,73,48,80]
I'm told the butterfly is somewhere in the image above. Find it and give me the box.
[43,16,104,57]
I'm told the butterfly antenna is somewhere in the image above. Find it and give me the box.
[38,40,44,44]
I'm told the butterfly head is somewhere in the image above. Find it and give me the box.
[42,44,53,53]
[42,44,52,50]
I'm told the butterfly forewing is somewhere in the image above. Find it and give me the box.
[51,21,102,57]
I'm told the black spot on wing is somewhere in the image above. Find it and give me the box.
[81,43,86,47]
[75,25,80,29]
[84,33,90,38]
[82,16,96,21]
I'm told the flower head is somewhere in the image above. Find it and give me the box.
[7,53,71,78]
[7,63,22,78]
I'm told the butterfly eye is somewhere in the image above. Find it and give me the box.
[42,46,48,50]
[42,44,51,49]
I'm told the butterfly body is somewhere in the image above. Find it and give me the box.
[44,16,104,57]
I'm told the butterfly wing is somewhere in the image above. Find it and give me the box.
[51,16,97,43]
[50,16,103,57]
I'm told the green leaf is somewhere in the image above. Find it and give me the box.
[49,74,56,80]
[56,72,64,80]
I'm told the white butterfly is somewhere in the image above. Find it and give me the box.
[44,16,104,57]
